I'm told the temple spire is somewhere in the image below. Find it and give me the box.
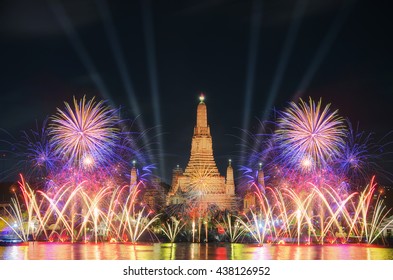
[226,159,235,195]
[130,160,137,187]
[257,162,265,192]
[186,94,218,175]
[196,93,207,128]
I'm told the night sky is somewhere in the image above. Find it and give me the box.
[0,0,392,185]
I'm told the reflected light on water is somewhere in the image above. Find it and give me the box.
[214,247,228,260]
[0,243,392,260]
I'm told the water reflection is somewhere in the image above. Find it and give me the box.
[0,243,392,260]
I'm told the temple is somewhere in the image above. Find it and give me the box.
[243,162,265,211]
[167,94,236,211]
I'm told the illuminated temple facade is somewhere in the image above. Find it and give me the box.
[167,95,236,211]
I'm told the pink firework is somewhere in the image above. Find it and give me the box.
[49,96,119,168]
[275,97,347,170]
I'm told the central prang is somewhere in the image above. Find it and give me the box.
[167,95,236,211]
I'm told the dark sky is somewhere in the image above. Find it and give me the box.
[0,0,392,184]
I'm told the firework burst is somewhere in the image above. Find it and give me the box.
[21,120,58,181]
[49,96,119,168]
[275,97,347,170]
[335,121,372,183]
